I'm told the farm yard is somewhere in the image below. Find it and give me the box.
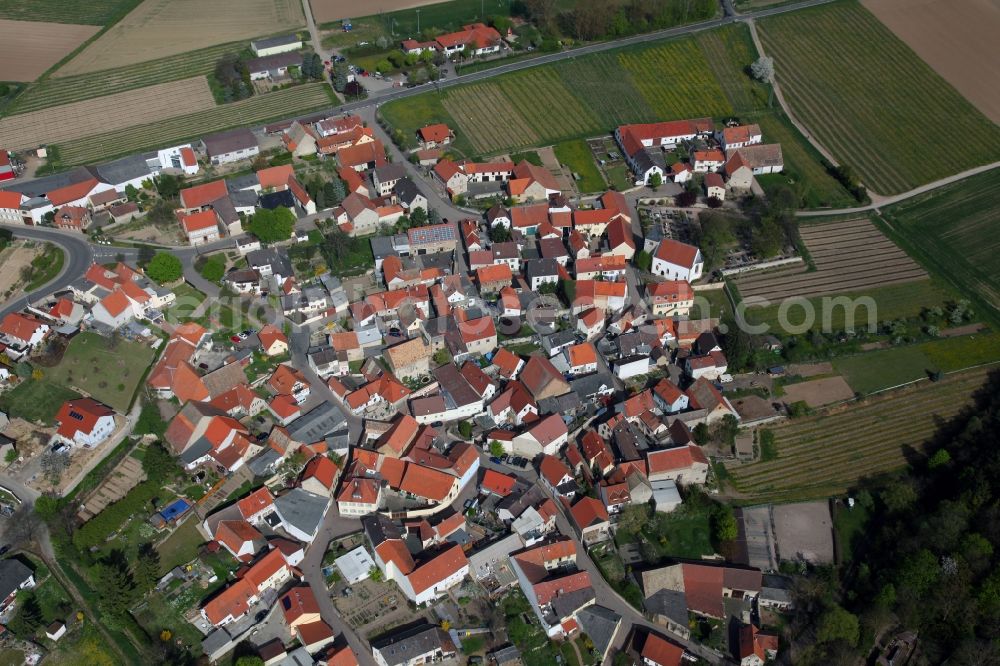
[55,83,333,166]
[0,20,99,81]
[862,0,1000,124]
[876,169,1000,324]
[0,0,142,24]
[0,77,215,151]
[735,218,928,330]
[56,0,304,75]
[757,1,1000,195]
[726,366,992,503]
[9,42,245,114]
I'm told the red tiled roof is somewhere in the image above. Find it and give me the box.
[407,543,468,595]
[237,486,275,519]
[539,454,571,487]
[0,313,46,342]
[280,585,321,623]
[475,263,512,286]
[55,398,114,440]
[641,633,685,666]
[215,519,263,558]
[400,463,454,502]
[646,445,707,474]
[419,124,451,143]
[180,179,228,209]
[570,495,608,528]
[257,164,294,190]
[481,469,516,496]
[181,209,219,233]
[654,239,700,268]
[47,178,98,206]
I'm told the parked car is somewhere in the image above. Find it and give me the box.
[490,456,502,465]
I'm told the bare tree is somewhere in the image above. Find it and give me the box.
[5,505,42,549]
[751,55,775,83]
[40,451,69,486]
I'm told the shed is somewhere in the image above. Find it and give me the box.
[335,546,375,584]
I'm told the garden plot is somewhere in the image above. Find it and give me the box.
[0,20,98,81]
[734,218,926,302]
[0,76,215,150]
[77,453,146,522]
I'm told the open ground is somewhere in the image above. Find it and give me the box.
[876,169,1000,323]
[862,0,1000,124]
[0,19,99,81]
[757,1,1000,195]
[56,0,304,75]
[0,0,142,25]
[735,218,927,315]
[312,0,453,24]
[0,76,215,151]
[781,376,854,408]
[726,366,991,503]
[0,242,42,300]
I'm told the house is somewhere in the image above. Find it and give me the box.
[569,496,611,545]
[512,414,568,457]
[685,351,728,380]
[53,398,116,448]
[538,454,575,497]
[373,163,407,197]
[639,631,686,666]
[509,160,561,202]
[203,128,259,165]
[181,209,221,245]
[273,488,332,542]
[725,145,784,192]
[371,623,457,666]
[519,354,571,401]
[0,313,49,350]
[338,140,386,172]
[214,519,266,562]
[385,337,432,379]
[615,118,713,184]
[691,149,725,173]
[0,559,35,611]
[605,217,635,260]
[491,347,524,381]
[338,477,383,517]
[269,364,311,404]
[641,561,761,631]
[508,537,594,637]
[475,264,513,293]
[646,445,709,486]
[575,280,627,313]
[717,124,762,151]
[53,205,91,230]
[652,239,703,281]
[565,342,598,376]
[283,120,318,157]
[393,178,428,212]
[431,22,502,56]
[45,621,66,642]
[457,316,498,358]
[705,172,726,201]
[257,324,289,357]
[280,585,322,634]
[525,258,560,291]
[249,51,303,80]
[736,623,779,666]
[0,190,27,224]
[574,254,626,281]
[646,280,694,317]
[433,159,469,197]
[200,548,296,626]
[408,223,458,255]
[653,379,689,414]
[250,34,302,56]
[417,124,453,149]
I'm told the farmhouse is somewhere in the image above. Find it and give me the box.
[403,23,502,56]
[718,124,762,151]
[725,145,784,192]
[250,34,302,57]
[248,52,302,80]
[616,118,713,184]
[181,209,222,245]
[203,129,259,166]
[417,124,453,149]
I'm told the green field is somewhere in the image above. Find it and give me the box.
[382,23,853,207]
[727,366,991,503]
[0,0,141,25]
[743,280,955,332]
[42,332,155,412]
[758,1,1000,195]
[553,139,605,193]
[0,380,81,424]
[876,169,1000,324]
[56,83,334,165]
[9,43,245,115]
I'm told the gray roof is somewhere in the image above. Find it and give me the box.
[247,448,282,477]
[645,588,689,627]
[634,147,666,174]
[538,394,580,416]
[433,364,480,408]
[371,623,455,666]
[260,189,295,210]
[274,488,328,539]
[286,401,347,444]
[549,587,596,621]
[88,153,154,186]
[0,559,33,600]
[370,235,398,261]
[362,513,402,547]
[180,438,213,465]
[251,34,301,50]
[489,646,521,665]
[210,195,239,224]
[3,166,93,198]
[525,258,559,281]
[392,177,423,205]
[246,247,293,277]
[374,163,407,184]
[228,173,259,192]
[201,628,233,659]
[544,329,577,351]
[466,180,506,198]
[576,605,621,657]
[203,128,257,157]
[571,372,615,401]
[247,51,302,74]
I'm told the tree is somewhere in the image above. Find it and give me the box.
[368,565,384,582]
[458,420,473,439]
[40,451,68,485]
[4,448,17,464]
[750,55,774,83]
[616,504,649,535]
[409,206,428,226]
[135,542,161,592]
[156,174,183,199]
[145,252,182,283]
[234,658,265,666]
[125,184,140,202]
[489,440,505,457]
[34,495,61,522]
[7,591,43,637]
[712,504,738,543]
[648,172,663,189]
[634,250,652,272]
[720,314,753,371]
[325,178,346,205]
[331,62,350,92]
[247,207,295,243]
[489,224,511,242]
[816,605,859,647]
[675,190,697,207]
[693,422,710,444]
[751,217,784,259]
[135,402,167,438]
[198,255,226,283]
[94,553,137,621]
[142,442,177,483]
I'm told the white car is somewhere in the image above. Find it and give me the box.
[719,374,734,383]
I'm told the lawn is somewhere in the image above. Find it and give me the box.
[156,517,206,574]
[727,366,991,503]
[43,332,155,412]
[553,139,605,193]
[833,345,935,395]
[25,243,65,291]
[164,283,207,322]
[132,586,206,652]
[646,501,715,560]
[833,499,870,566]
[757,1,1000,195]
[56,83,334,166]
[605,164,632,191]
[691,286,731,320]
[0,648,24,666]
[0,0,142,24]
[0,379,80,424]
[876,169,1000,325]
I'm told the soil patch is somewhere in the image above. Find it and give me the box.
[312,0,446,24]
[0,19,99,81]
[57,0,304,75]
[772,501,834,564]
[787,362,833,377]
[0,243,42,300]
[0,76,215,151]
[863,0,1000,124]
[782,376,855,408]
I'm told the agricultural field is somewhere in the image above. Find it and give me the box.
[56,83,333,166]
[0,20,99,81]
[877,169,1000,324]
[9,42,244,114]
[735,218,928,325]
[863,0,1000,124]
[695,24,766,116]
[42,332,156,412]
[57,0,304,75]
[0,77,215,151]
[0,0,141,25]
[743,279,954,333]
[314,0,486,29]
[554,53,657,128]
[726,366,991,503]
[757,1,1000,195]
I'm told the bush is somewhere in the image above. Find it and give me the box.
[198,255,226,283]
